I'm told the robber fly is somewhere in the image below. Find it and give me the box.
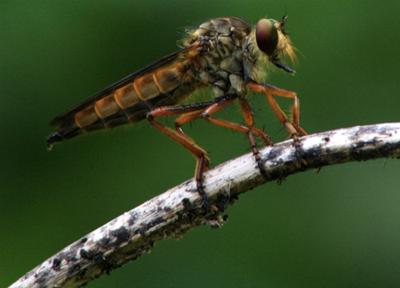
[47,16,306,205]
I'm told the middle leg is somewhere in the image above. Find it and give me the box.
[175,99,272,145]
[238,98,270,178]
[176,97,273,178]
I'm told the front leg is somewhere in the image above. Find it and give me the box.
[247,81,307,137]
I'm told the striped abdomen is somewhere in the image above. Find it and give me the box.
[48,54,199,147]
[75,61,193,127]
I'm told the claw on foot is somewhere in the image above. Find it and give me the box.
[196,182,209,210]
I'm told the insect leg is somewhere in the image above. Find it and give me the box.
[147,103,214,207]
[247,82,307,137]
[203,102,271,143]
[173,96,272,179]
[204,117,271,144]
[180,96,272,177]
[237,98,273,145]
[175,110,204,134]
[237,98,271,178]
[199,97,272,145]
[197,97,272,177]
[175,97,271,145]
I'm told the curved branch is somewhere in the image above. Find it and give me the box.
[10,123,400,288]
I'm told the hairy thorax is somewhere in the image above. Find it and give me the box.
[183,17,260,98]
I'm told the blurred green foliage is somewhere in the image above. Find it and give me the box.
[2,0,400,287]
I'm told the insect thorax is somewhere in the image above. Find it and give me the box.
[184,17,261,98]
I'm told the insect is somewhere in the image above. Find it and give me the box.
[47,16,306,205]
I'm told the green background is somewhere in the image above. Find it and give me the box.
[2,0,400,287]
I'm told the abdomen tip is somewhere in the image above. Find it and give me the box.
[46,132,63,150]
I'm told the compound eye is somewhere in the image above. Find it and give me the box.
[256,19,278,56]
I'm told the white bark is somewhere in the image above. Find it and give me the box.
[10,123,400,288]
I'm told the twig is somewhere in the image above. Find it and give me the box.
[10,123,400,288]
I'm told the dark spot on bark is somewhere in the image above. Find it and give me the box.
[93,251,105,264]
[98,256,114,275]
[292,144,325,170]
[111,227,130,246]
[99,236,111,248]
[351,139,380,161]
[146,217,165,229]
[80,248,110,275]
[77,268,88,280]
[52,257,61,271]
[215,192,230,212]
[323,137,330,142]
[68,263,81,276]
[267,170,287,182]
[178,198,198,221]
[80,248,96,260]
[163,206,172,212]
[33,270,48,286]
[266,146,285,161]
[135,217,166,236]
[135,226,147,236]
[306,147,322,158]
[128,213,137,226]
[79,237,88,244]
[354,139,398,160]
[60,250,77,263]
[182,198,192,210]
